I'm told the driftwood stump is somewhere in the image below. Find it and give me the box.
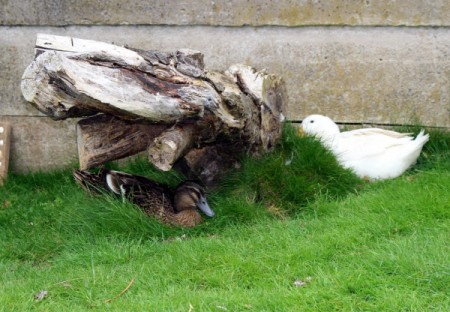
[21,34,287,185]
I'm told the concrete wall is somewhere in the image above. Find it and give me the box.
[1,1,449,172]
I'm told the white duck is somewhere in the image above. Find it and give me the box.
[301,114,429,180]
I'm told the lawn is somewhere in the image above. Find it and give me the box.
[0,125,449,311]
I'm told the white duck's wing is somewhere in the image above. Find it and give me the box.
[343,128,413,139]
[336,128,414,161]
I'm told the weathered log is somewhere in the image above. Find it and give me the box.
[148,124,196,172]
[21,50,212,122]
[21,34,220,122]
[77,114,167,170]
[21,34,287,185]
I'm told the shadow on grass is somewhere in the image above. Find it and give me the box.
[220,124,363,214]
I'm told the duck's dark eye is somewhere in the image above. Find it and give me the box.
[310,120,314,123]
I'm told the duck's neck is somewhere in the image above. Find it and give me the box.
[316,125,340,149]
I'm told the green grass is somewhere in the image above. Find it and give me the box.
[0,125,449,311]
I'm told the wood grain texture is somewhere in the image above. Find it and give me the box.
[148,125,196,172]
[0,123,11,185]
[77,114,166,170]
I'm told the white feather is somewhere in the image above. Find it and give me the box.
[105,172,121,194]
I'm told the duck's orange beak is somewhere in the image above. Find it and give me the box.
[297,127,305,137]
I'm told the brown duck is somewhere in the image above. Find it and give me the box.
[73,169,215,227]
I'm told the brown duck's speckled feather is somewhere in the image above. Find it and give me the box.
[73,169,209,227]
[73,169,107,193]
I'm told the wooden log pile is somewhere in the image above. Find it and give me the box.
[21,34,287,186]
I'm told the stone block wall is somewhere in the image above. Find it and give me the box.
[1,1,449,172]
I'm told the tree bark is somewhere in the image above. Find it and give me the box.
[21,34,286,185]
[76,114,167,170]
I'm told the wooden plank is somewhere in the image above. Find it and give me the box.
[0,123,11,185]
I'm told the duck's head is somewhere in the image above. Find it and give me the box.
[174,181,215,217]
[301,114,340,144]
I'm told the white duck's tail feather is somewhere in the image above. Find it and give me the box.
[414,130,430,147]
[399,129,429,168]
